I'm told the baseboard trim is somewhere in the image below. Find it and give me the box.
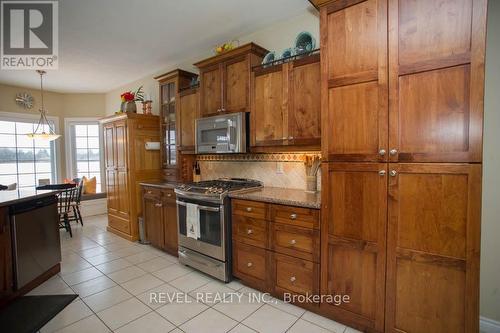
[481,316,500,333]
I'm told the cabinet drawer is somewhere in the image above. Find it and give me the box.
[162,188,175,201]
[143,187,162,199]
[108,214,130,234]
[232,199,268,219]
[163,169,178,180]
[232,215,268,249]
[271,204,319,229]
[274,253,318,295]
[272,224,319,262]
[233,242,268,282]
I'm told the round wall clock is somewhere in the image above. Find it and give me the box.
[15,92,34,109]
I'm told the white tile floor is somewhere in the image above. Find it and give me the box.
[30,214,360,333]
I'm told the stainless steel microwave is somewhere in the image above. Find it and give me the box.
[195,112,247,154]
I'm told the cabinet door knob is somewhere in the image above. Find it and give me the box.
[379,170,386,176]
[155,203,163,207]
[288,136,294,140]
[147,190,152,194]
[290,239,296,245]
[389,170,397,177]
[290,213,297,220]
[389,149,398,156]
[379,149,386,156]
[166,193,172,197]
[247,262,253,267]
[290,276,296,282]
[247,229,253,235]
[246,207,253,212]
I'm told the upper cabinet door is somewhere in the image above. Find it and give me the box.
[200,64,222,117]
[385,163,481,333]
[322,0,388,162]
[223,56,249,113]
[388,0,487,162]
[179,89,199,151]
[251,66,287,146]
[289,56,321,146]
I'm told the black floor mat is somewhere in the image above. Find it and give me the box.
[0,294,78,333]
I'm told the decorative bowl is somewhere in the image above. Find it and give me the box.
[281,48,295,61]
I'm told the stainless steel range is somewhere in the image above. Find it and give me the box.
[174,178,262,282]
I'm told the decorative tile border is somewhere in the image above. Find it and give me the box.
[196,152,321,162]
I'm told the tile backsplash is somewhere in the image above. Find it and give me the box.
[198,160,321,191]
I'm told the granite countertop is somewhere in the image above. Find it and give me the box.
[139,181,181,189]
[0,189,59,207]
[229,186,321,209]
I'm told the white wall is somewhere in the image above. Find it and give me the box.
[104,10,319,116]
[481,0,500,323]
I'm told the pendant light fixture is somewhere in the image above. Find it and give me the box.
[26,70,61,141]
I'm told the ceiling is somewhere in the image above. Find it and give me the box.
[0,0,312,93]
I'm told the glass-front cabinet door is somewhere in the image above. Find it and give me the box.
[160,81,177,168]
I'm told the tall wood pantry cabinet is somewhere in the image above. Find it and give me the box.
[101,113,162,241]
[312,0,487,332]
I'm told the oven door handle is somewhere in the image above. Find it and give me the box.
[176,200,220,212]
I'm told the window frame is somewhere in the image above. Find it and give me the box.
[64,117,105,191]
[0,111,61,186]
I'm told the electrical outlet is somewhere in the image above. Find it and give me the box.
[276,162,284,174]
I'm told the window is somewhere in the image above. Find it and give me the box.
[67,121,103,192]
[0,119,57,190]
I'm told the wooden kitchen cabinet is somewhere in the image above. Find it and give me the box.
[314,0,487,331]
[142,186,178,256]
[154,69,198,181]
[321,0,485,164]
[101,113,161,241]
[195,43,268,117]
[387,0,486,163]
[0,207,12,298]
[321,162,388,332]
[178,87,199,152]
[162,188,178,255]
[143,190,164,249]
[321,0,388,162]
[385,163,481,333]
[231,199,320,301]
[251,54,321,151]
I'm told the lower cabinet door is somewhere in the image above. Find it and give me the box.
[162,195,178,256]
[272,253,318,297]
[385,163,481,333]
[143,196,163,249]
[233,241,270,291]
[321,162,388,333]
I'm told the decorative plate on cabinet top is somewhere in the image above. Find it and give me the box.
[15,92,34,109]
[262,51,278,67]
[294,31,316,55]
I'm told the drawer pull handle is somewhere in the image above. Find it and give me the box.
[247,229,253,235]
[147,191,152,194]
[290,213,297,220]
[166,193,172,197]
[155,203,163,207]
[247,262,253,267]
[246,207,253,212]
[290,239,296,245]
[290,276,296,282]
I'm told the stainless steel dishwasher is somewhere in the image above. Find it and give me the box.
[9,195,61,290]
